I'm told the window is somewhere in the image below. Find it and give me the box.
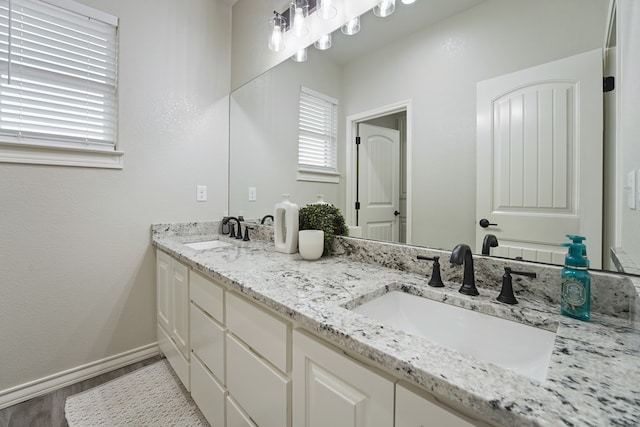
[0,0,121,168]
[297,86,339,183]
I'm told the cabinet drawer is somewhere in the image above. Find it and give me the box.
[190,270,224,322]
[226,292,289,372]
[190,302,225,383]
[191,355,226,427]
[227,334,290,427]
[226,396,257,427]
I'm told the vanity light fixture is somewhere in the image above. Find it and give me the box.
[401,0,416,4]
[373,0,396,17]
[268,11,286,52]
[317,0,337,20]
[292,47,308,62]
[314,33,332,50]
[290,0,309,37]
[341,16,361,35]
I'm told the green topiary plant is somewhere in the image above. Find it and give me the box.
[298,203,349,256]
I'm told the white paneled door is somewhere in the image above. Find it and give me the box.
[476,49,603,268]
[357,123,400,242]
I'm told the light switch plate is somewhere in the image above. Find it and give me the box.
[248,186,257,202]
[627,171,636,210]
[196,185,207,202]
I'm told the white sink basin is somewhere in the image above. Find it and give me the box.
[351,291,556,382]
[184,240,233,250]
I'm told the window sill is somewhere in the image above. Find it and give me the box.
[0,141,124,169]
[297,169,340,183]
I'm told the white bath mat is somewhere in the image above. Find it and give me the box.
[65,359,208,426]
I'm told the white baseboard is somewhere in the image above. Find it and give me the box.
[0,342,160,410]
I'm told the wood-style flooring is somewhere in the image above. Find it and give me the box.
[0,355,163,427]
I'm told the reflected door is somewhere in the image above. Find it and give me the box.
[358,123,400,242]
[476,49,603,268]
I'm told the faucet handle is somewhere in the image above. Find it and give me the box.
[243,226,253,241]
[497,267,537,305]
[229,222,236,238]
[416,255,444,287]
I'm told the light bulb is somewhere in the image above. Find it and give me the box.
[314,33,332,50]
[269,25,285,52]
[401,0,416,4]
[292,47,308,62]
[318,0,337,20]
[341,16,361,35]
[373,0,396,17]
[289,0,309,37]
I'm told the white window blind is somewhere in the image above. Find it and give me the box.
[298,86,338,174]
[0,0,118,151]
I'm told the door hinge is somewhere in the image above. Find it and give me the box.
[355,201,360,210]
[355,136,361,145]
[603,76,615,92]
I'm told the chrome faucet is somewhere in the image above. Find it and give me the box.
[450,244,479,296]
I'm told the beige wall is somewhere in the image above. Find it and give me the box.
[0,0,231,394]
[341,0,609,250]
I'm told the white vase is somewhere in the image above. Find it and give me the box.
[298,230,324,260]
[274,194,299,254]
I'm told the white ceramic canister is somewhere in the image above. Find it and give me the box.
[274,194,299,254]
[298,230,324,260]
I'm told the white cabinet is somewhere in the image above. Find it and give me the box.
[227,396,257,427]
[395,382,489,427]
[156,249,190,390]
[227,334,291,427]
[156,249,171,333]
[171,258,190,359]
[191,354,226,427]
[293,329,395,427]
[226,292,289,372]
[225,291,292,427]
[190,271,227,426]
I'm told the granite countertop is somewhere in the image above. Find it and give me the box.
[152,224,640,427]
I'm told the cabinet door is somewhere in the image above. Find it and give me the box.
[171,258,190,360]
[395,382,485,427]
[156,250,171,333]
[293,330,394,427]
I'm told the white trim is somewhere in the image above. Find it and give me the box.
[0,141,124,169]
[297,168,340,183]
[41,0,119,26]
[345,99,413,244]
[301,86,339,105]
[0,342,159,410]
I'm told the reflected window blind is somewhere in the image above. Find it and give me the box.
[298,87,338,172]
[0,0,118,150]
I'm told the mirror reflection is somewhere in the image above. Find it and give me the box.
[230,0,634,274]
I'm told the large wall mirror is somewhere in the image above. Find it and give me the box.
[230,0,638,274]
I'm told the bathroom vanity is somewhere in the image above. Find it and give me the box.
[152,221,639,427]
